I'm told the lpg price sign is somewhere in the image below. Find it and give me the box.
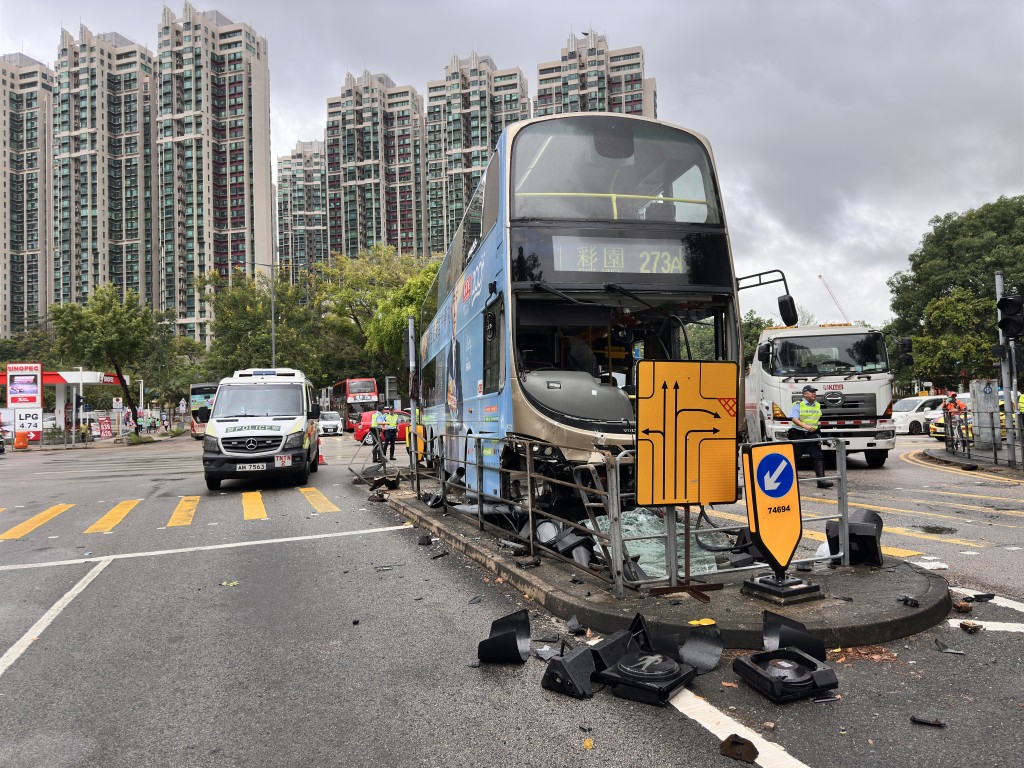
[6,363,43,409]
[16,407,43,443]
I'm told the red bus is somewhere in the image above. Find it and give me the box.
[332,378,379,431]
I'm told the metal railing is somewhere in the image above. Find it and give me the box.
[401,430,856,599]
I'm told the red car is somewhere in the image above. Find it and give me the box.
[353,409,411,445]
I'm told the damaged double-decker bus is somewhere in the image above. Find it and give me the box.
[417,113,794,529]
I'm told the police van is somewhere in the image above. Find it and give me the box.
[200,368,320,490]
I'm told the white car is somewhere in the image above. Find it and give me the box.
[318,411,343,436]
[892,395,946,435]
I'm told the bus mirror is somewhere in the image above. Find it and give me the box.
[198,406,210,422]
[756,344,770,364]
[778,295,798,327]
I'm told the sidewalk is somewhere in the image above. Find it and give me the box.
[15,429,180,451]
[387,485,952,650]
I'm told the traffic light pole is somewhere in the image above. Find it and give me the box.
[995,272,1018,467]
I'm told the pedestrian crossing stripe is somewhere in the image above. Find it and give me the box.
[0,490,347,539]
[0,504,75,540]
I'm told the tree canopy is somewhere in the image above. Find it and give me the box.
[886,195,1024,388]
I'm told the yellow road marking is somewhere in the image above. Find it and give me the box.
[840,495,1021,528]
[806,497,988,547]
[901,450,1023,484]
[85,500,141,533]
[917,488,1024,506]
[168,496,201,527]
[706,508,922,558]
[242,492,267,521]
[0,504,75,540]
[297,487,340,513]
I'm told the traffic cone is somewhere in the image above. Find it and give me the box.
[318,438,326,465]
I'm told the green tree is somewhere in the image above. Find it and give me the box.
[50,285,155,433]
[201,269,328,384]
[364,258,442,396]
[319,244,430,386]
[888,196,1024,336]
[740,309,773,366]
[908,288,996,390]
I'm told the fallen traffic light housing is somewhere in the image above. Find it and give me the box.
[541,643,596,699]
[597,651,696,706]
[477,609,531,664]
[732,647,838,703]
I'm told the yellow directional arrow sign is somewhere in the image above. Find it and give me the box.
[742,442,802,571]
[635,360,738,506]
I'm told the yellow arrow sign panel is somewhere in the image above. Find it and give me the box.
[635,360,738,506]
[743,443,802,571]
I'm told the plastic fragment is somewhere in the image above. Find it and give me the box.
[688,618,717,626]
[417,534,432,545]
[934,638,965,655]
[960,621,983,634]
[582,737,594,751]
[911,715,946,728]
[952,601,973,613]
[430,551,449,560]
[219,581,239,587]
[468,595,482,605]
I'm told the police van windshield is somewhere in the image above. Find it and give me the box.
[212,384,304,418]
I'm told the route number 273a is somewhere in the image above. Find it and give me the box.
[639,251,684,274]
[767,505,791,514]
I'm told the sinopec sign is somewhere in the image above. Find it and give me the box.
[6,363,43,409]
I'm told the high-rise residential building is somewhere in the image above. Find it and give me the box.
[425,54,530,255]
[276,139,328,280]
[51,28,157,315]
[156,3,272,343]
[325,71,426,258]
[0,53,54,337]
[534,30,656,118]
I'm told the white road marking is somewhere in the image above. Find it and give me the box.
[945,619,1024,633]
[949,586,1024,614]
[0,558,112,679]
[670,689,810,768]
[0,523,413,573]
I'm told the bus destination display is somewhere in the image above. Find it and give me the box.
[552,236,687,275]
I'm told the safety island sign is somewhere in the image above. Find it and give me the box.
[742,442,803,572]
[635,360,738,506]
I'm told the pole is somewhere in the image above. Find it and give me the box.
[270,262,276,367]
[996,272,1018,467]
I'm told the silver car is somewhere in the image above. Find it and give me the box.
[318,411,343,435]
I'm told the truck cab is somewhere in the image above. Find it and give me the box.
[744,325,896,467]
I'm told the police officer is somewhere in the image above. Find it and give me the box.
[382,406,399,461]
[787,384,834,488]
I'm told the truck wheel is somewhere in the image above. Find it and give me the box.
[206,476,221,490]
[865,450,888,468]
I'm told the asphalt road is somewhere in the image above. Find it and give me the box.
[1,434,1022,767]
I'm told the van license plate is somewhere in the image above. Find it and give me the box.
[274,455,292,467]
[237,463,266,472]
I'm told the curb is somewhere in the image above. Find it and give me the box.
[388,493,952,649]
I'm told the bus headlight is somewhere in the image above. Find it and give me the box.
[283,432,305,449]
[203,435,219,452]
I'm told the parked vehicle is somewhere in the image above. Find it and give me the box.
[892,395,945,435]
[353,409,410,445]
[200,368,320,490]
[929,396,1007,442]
[319,411,343,435]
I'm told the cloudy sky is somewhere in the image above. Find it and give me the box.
[2,0,1021,325]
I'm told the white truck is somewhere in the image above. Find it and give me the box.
[744,324,896,467]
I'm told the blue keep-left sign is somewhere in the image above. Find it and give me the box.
[755,453,794,499]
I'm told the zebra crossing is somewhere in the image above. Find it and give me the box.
[0,486,342,541]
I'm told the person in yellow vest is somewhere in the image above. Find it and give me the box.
[382,406,400,461]
[786,384,833,489]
